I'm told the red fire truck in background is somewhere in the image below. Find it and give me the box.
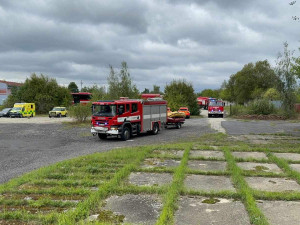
[91,95,167,141]
[197,97,209,109]
[71,92,92,105]
[197,97,217,110]
[208,100,225,118]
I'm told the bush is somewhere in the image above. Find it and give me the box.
[68,104,92,122]
[229,104,247,116]
[247,99,277,115]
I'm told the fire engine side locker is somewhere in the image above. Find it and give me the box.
[142,104,167,131]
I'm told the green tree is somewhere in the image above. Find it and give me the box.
[151,85,163,94]
[263,88,281,101]
[198,89,220,98]
[223,60,278,104]
[68,82,79,93]
[5,73,71,113]
[82,84,107,101]
[107,62,140,99]
[276,42,297,117]
[142,88,150,94]
[164,80,199,115]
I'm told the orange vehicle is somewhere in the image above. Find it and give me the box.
[178,107,190,119]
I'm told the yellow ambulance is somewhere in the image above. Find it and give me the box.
[10,103,36,118]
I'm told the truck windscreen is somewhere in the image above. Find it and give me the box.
[93,105,117,117]
[209,101,223,106]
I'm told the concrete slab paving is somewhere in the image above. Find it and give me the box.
[102,194,162,225]
[184,175,236,192]
[190,150,225,159]
[257,200,300,225]
[245,177,300,192]
[273,152,300,161]
[152,150,184,157]
[175,196,250,225]
[141,158,181,168]
[128,172,173,187]
[188,160,227,172]
[232,151,268,160]
[237,162,283,174]
[290,164,300,173]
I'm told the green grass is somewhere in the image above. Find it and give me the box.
[0,133,299,224]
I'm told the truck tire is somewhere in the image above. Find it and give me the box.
[121,127,130,141]
[152,123,159,135]
[98,133,107,140]
[176,123,181,129]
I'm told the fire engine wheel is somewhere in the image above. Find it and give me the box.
[98,133,107,140]
[152,123,159,135]
[121,127,130,141]
[176,123,181,129]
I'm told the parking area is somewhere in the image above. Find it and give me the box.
[0,116,213,184]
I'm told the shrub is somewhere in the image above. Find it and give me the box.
[229,104,247,116]
[68,104,92,122]
[247,99,277,115]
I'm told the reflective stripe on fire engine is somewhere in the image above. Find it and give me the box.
[117,116,140,122]
[143,113,166,119]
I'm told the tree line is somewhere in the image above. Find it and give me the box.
[3,62,199,115]
[198,43,300,117]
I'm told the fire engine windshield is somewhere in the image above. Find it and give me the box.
[209,101,223,106]
[93,105,116,117]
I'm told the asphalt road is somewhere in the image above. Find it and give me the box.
[222,120,300,136]
[0,117,213,184]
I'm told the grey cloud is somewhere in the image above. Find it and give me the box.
[0,0,299,92]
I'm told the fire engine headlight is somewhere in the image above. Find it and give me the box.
[111,126,118,130]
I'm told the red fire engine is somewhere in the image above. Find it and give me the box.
[208,100,225,118]
[197,97,209,109]
[91,97,167,141]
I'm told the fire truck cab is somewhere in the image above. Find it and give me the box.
[91,98,167,141]
[208,100,225,118]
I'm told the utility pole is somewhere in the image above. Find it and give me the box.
[80,80,83,91]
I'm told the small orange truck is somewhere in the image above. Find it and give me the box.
[178,107,190,119]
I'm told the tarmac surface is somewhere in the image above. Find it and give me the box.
[0,116,213,184]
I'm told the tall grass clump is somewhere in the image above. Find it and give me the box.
[247,99,277,115]
[230,104,247,116]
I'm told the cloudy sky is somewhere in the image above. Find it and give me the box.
[0,0,299,92]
